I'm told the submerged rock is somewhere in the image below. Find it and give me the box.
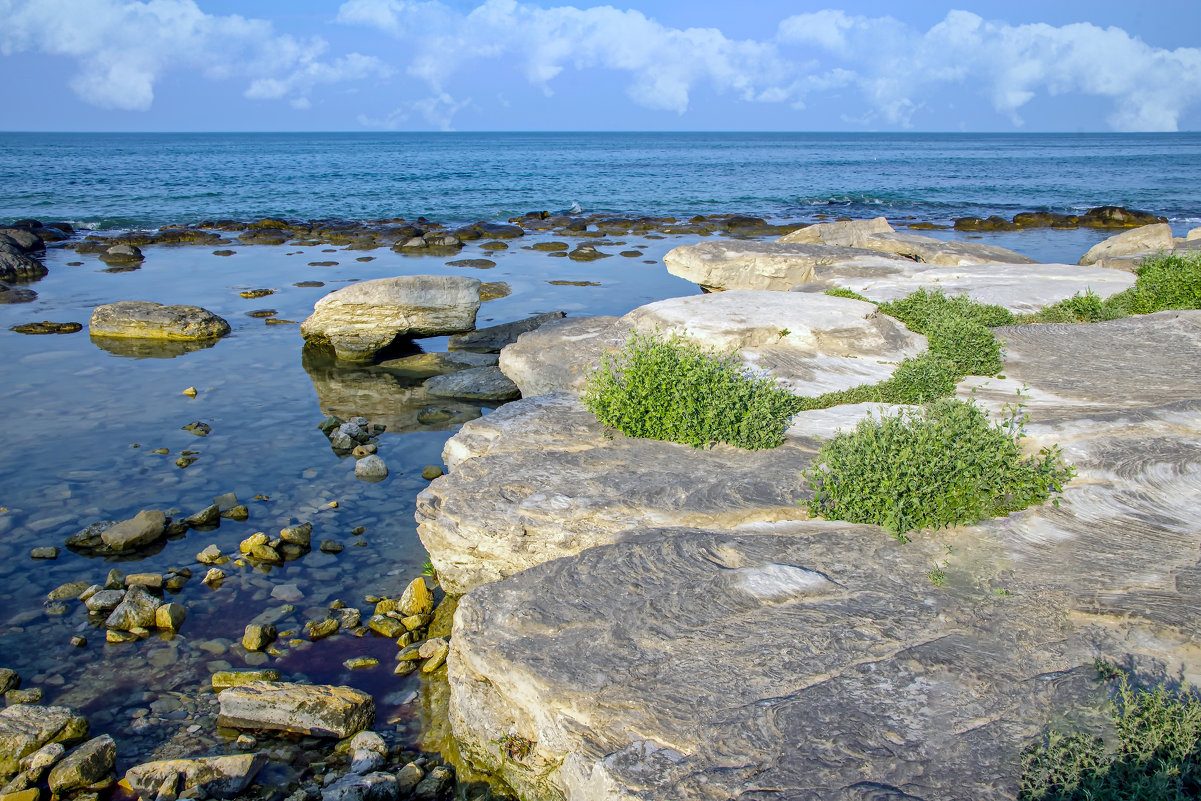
[447,311,566,353]
[423,366,520,401]
[100,509,166,551]
[0,251,48,282]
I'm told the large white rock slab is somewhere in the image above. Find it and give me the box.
[779,217,1036,266]
[776,216,894,246]
[808,260,1135,313]
[442,311,1201,801]
[663,240,908,291]
[1078,223,1174,265]
[300,275,481,362]
[499,291,926,399]
[417,394,817,594]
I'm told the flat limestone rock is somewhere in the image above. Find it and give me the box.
[779,217,1036,266]
[377,351,498,378]
[807,259,1135,314]
[124,753,267,799]
[663,240,908,291]
[417,394,817,594]
[1078,222,1174,265]
[300,276,481,362]
[100,509,166,551]
[424,366,521,401]
[0,705,89,777]
[442,311,1201,801]
[499,291,926,399]
[90,301,231,341]
[216,681,374,739]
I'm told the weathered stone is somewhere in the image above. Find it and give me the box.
[20,741,65,772]
[1078,223,1175,265]
[300,276,481,362]
[46,581,89,602]
[354,455,389,482]
[366,615,404,638]
[348,731,387,775]
[29,547,57,560]
[779,216,1036,266]
[46,735,116,795]
[210,670,282,691]
[447,311,566,353]
[0,251,47,282]
[412,765,453,801]
[322,771,398,801]
[0,705,89,776]
[155,603,187,632]
[99,510,165,551]
[99,244,143,264]
[279,522,312,547]
[184,505,220,528]
[663,240,906,291]
[0,669,18,694]
[89,302,230,341]
[378,351,498,378]
[10,320,81,334]
[83,590,125,614]
[500,291,925,399]
[241,624,277,652]
[124,573,163,589]
[399,577,435,617]
[308,619,340,640]
[423,366,520,401]
[196,544,224,564]
[809,259,1136,314]
[216,682,374,738]
[123,753,267,799]
[104,586,161,631]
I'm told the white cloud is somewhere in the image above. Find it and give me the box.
[0,0,390,111]
[339,1,1201,131]
[778,9,1201,131]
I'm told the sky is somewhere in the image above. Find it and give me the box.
[1,0,1199,132]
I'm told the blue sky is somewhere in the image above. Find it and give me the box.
[1,0,1199,132]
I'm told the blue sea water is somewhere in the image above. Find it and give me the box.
[2,131,1200,230]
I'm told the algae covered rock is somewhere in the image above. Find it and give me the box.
[90,301,230,341]
[216,682,374,738]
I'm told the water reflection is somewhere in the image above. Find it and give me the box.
[302,344,490,433]
[90,335,220,359]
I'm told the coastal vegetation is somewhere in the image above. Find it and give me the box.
[804,397,1074,541]
[1020,663,1201,801]
[1021,250,1201,323]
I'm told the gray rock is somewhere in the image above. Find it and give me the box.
[90,301,231,341]
[184,505,220,528]
[300,275,481,362]
[46,581,90,601]
[0,669,18,694]
[123,753,267,799]
[322,771,398,801]
[354,455,389,482]
[423,366,520,401]
[216,682,374,738]
[1079,222,1175,265]
[412,765,453,801]
[99,244,144,264]
[447,311,565,353]
[47,734,116,794]
[663,240,906,292]
[83,590,126,614]
[279,523,312,547]
[0,227,43,252]
[0,705,89,777]
[20,741,65,772]
[104,585,161,630]
[100,509,166,551]
[778,217,1037,266]
[348,731,387,774]
[0,283,37,303]
[376,350,498,377]
[241,623,277,652]
[394,763,423,794]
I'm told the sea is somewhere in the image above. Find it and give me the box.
[0,131,1198,776]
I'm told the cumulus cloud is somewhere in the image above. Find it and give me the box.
[0,0,390,111]
[338,1,1201,131]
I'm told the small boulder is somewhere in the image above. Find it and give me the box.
[447,311,565,353]
[104,586,161,631]
[242,624,277,652]
[1079,223,1175,265]
[99,244,144,265]
[46,734,116,795]
[89,301,231,341]
[354,455,389,482]
[216,682,375,738]
[123,753,267,800]
[398,577,434,617]
[100,509,166,551]
[424,366,520,401]
[0,705,89,777]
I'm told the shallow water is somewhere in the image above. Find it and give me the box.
[0,232,698,770]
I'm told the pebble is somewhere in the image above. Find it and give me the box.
[421,466,444,481]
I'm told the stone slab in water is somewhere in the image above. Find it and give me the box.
[89,301,231,341]
[663,240,906,291]
[123,753,268,799]
[216,681,374,739]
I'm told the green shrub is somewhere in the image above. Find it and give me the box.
[878,287,1017,331]
[582,331,802,451]
[880,352,961,404]
[925,316,1003,376]
[804,397,1074,541]
[1021,669,1201,801]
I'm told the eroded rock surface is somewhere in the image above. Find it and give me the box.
[779,216,1036,266]
[300,276,481,362]
[434,311,1201,800]
[216,682,374,739]
[663,240,906,291]
[808,259,1135,313]
[499,291,925,399]
[1077,222,1174,265]
[89,301,231,341]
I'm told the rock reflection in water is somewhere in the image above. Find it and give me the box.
[90,335,220,359]
[302,344,489,433]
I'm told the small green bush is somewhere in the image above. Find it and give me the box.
[582,331,802,451]
[804,397,1073,541]
[1022,250,1201,324]
[1021,669,1201,801]
[925,316,1003,376]
[878,287,1017,331]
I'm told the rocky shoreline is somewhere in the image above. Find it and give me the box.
[0,207,1198,801]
